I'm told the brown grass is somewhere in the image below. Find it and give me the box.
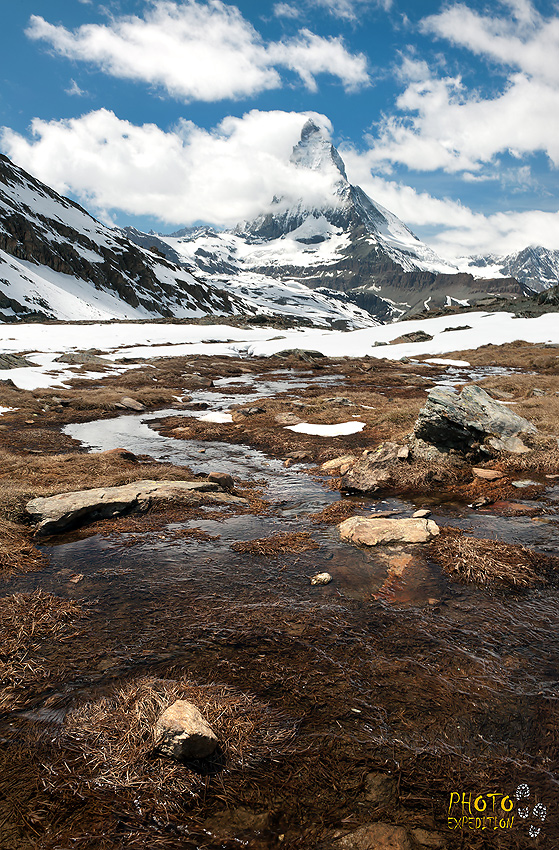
[429,527,556,588]
[0,590,83,713]
[47,676,294,815]
[442,340,559,372]
[309,500,366,524]
[231,531,319,556]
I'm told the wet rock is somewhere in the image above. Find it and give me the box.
[183,373,214,388]
[341,442,407,493]
[413,385,536,455]
[0,353,33,369]
[26,479,246,535]
[486,434,531,453]
[310,572,333,585]
[336,823,412,850]
[512,479,540,488]
[155,700,218,759]
[413,509,431,518]
[363,772,397,806]
[208,471,234,490]
[410,829,447,849]
[472,467,504,480]
[339,516,439,546]
[287,450,311,461]
[321,454,357,472]
[119,396,146,411]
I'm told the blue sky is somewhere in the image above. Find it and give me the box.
[1,0,559,260]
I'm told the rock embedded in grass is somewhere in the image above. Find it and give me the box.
[336,822,413,850]
[413,385,536,455]
[339,516,440,546]
[310,572,332,585]
[155,700,218,760]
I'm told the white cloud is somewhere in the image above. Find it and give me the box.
[342,145,559,259]
[273,3,301,19]
[26,1,369,102]
[0,109,343,227]
[65,79,87,97]
[364,55,559,173]
[307,0,392,20]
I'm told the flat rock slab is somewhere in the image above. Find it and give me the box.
[472,467,504,480]
[339,516,439,546]
[26,479,246,535]
[155,700,218,760]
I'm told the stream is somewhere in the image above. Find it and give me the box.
[4,366,559,847]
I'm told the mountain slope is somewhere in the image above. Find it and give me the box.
[468,246,559,293]
[129,120,529,322]
[0,156,255,322]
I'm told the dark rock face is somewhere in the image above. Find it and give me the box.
[413,385,536,454]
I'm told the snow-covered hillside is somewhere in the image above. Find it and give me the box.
[467,246,559,292]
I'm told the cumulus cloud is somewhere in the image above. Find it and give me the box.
[362,1,559,174]
[26,1,369,102]
[0,109,345,226]
[342,145,559,259]
[274,0,391,21]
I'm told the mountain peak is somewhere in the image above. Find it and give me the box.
[290,119,347,180]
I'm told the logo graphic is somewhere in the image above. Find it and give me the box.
[447,783,548,839]
[515,784,547,839]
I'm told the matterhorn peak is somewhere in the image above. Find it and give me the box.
[290,119,348,181]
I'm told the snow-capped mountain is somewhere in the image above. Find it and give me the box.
[128,120,528,322]
[0,153,377,328]
[468,246,559,293]
[0,155,258,322]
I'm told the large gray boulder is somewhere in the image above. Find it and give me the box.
[412,385,536,454]
[26,479,246,535]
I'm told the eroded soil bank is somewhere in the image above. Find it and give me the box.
[1,343,559,849]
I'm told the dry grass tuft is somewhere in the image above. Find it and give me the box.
[309,500,366,525]
[0,590,83,713]
[231,531,319,556]
[429,527,556,588]
[47,676,294,815]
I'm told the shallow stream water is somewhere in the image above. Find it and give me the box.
[4,367,559,847]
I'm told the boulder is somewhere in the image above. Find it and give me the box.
[276,348,325,362]
[339,516,439,546]
[0,353,33,369]
[55,351,108,366]
[208,471,234,490]
[321,455,357,472]
[336,823,412,850]
[341,442,407,493]
[119,396,146,411]
[155,700,218,759]
[391,330,433,344]
[26,479,247,535]
[413,385,536,454]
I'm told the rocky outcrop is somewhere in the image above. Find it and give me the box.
[339,516,439,546]
[412,385,536,455]
[26,479,246,534]
[155,700,218,760]
[341,443,409,493]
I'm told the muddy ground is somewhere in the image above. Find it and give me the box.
[0,342,559,849]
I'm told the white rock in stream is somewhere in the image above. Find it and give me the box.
[155,700,218,759]
[310,572,333,586]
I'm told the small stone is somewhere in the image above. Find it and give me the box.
[68,573,84,583]
[472,467,504,480]
[512,479,539,488]
[310,572,333,586]
[321,455,357,472]
[208,472,234,490]
[428,598,439,606]
[155,700,218,760]
[486,435,531,454]
[413,509,431,518]
[120,396,145,411]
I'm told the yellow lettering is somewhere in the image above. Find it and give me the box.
[474,795,487,812]
[448,792,460,813]
[487,792,501,811]
[501,796,513,812]
[461,792,472,814]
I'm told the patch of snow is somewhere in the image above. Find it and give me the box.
[424,358,471,367]
[286,421,365,436]
[197,411,233,423]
